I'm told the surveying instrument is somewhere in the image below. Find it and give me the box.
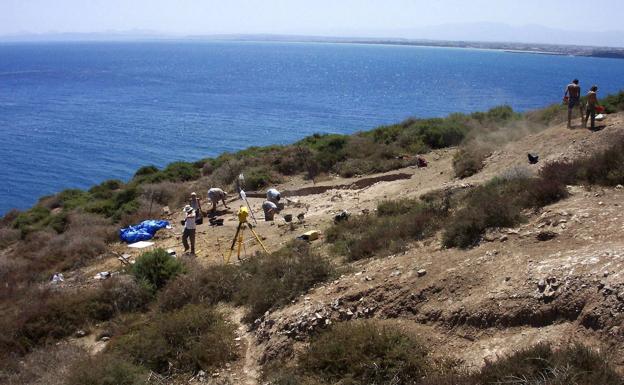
[226,206,268,263]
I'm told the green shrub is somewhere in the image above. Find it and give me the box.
[526,103,568,126]
[297,321,431,385]
[12,206,52,236]
[541,136,624,187]
[66,353,147,385]
[133,165,159,179]
[326,200,446,261]
[274,146,314,176]
[8,277,150,353]
[159,262,240,312]
[88,179,124,200]
[243,165,282,191]
[472,343,622,385]
[132,248,184,292]
[442,176,567,248]
[297,134,348,173]
[235,241,333,323]
[55,189,91,210]
[600,90,624,113]
[161,161,201,182]
[112,304,237,373]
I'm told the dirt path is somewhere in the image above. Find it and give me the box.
[231,307,261,385]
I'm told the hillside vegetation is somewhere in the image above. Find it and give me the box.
[1,91,624,384]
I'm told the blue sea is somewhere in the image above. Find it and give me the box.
[1,41,623,215]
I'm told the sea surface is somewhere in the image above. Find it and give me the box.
[1,41,623,214]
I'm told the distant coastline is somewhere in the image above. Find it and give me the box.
[2,32,624,60]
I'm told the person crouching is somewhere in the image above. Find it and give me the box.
[208,187,230,213]
[182,205,196,255]
[262,200,278,221]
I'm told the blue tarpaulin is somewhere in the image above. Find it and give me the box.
[119,220,170,243]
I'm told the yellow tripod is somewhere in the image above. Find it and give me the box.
[226,206,268,263]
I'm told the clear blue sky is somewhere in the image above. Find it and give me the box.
[2,0,623,41]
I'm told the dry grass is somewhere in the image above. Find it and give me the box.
[452,144,491,178]
[0,276,150,366]
[1,344,86,385]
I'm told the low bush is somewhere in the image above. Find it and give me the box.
[452,144,491,178]
[66,353,147,385]
[140,181,189,209]
[10,212,117,278]
[600,90,624,113]
[540,136,624,187]
[3,277,150,356]
[235,241,333,323]
[273,321,433,385]
[112,304,237,373]
[469,342,622,385]
[12,206,52,236]
[158,262,240,312]
[442,176,567,248]
[131,248,184,292]
[0,344,85,385]
[326,199,446,261]
[0,228,20,248]
[161,161,201,182]
[243,165,282,191]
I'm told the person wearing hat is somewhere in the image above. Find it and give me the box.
[207,187,229,213]
[583,85,599,130]
[182,205,196,255]
[189,192,203,224]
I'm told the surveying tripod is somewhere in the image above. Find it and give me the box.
[226,206,268,263]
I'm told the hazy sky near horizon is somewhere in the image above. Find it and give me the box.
[2,0,623,37]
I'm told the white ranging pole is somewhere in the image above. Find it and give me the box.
[239,190,258,225]
[238,174,258,225]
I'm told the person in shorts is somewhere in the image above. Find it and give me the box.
[563,79,583,128]
[584,85,599,130]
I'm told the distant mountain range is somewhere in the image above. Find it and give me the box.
[370,22,624,48]
[2,22,623,47]
[2,23,623,59]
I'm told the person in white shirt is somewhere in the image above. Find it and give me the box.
[182,205,196,255]
[262,200,278,221]
[207,188,229,213]
[266,188,281,204]
[189,192,203,224]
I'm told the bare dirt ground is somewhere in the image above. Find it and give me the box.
[62,113,624,382]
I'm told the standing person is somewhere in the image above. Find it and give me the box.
[207,187,229,213]
[584,85,599,130]
[564,79,583,128]
[189,192,203,224]
[182,205,196,255]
